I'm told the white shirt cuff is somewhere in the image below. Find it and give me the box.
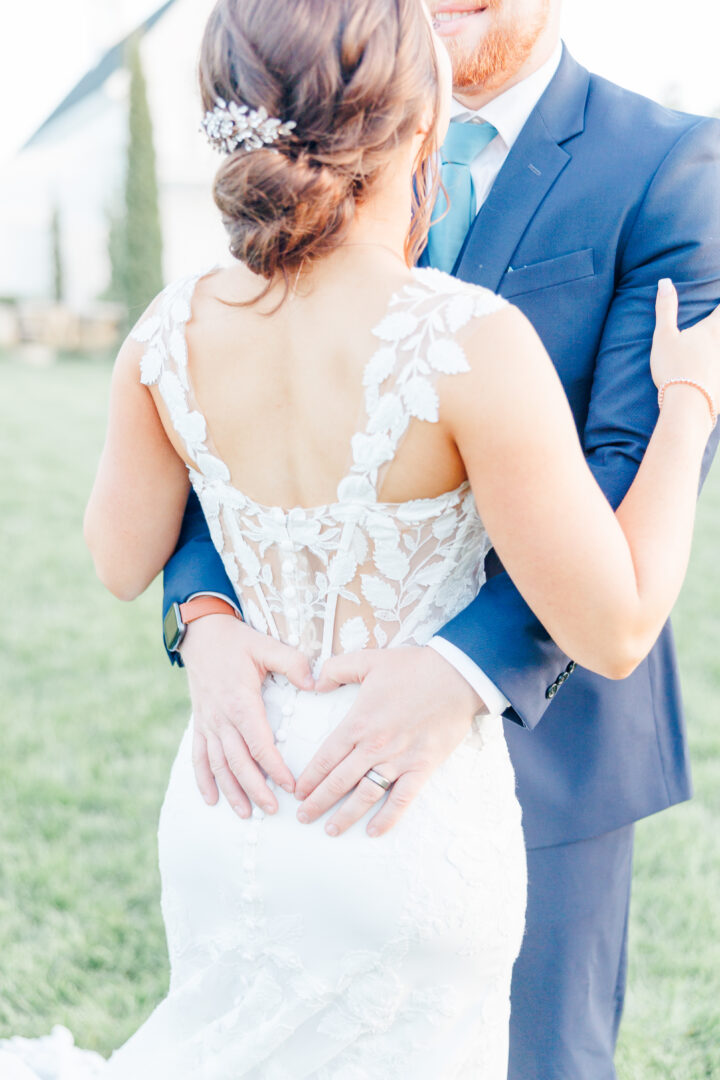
[427,637,510,717]
[186,591,242,617]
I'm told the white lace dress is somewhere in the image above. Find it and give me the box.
[1,268,526,1079]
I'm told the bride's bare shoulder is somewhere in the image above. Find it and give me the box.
[192,263,262,310]
[453,286,545,375]
[436,288,558,432]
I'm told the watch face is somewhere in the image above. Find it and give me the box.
[163,603,185,652]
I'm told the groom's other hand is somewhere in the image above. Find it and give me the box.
[180,615,314,816]
[294,647,484,837]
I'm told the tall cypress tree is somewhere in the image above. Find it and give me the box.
[50,205,64,303]
[109,35,163,322]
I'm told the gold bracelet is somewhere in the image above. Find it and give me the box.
[657,378,718,430]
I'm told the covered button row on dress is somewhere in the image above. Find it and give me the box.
[241,806,264,890]
[276,697,295,744]
[279,532,300,742]
[278,527,301,647]
[268,516,304,741]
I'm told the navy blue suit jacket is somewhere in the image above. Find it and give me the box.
[164,47,720,850]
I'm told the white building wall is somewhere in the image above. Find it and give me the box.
[0,0,230,310]
[0,91,125,306]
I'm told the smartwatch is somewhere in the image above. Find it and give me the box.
[163,596,241,654]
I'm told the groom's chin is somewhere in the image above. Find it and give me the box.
[438,0,552,93]
[448,18,547,92]
[447,29,519,92]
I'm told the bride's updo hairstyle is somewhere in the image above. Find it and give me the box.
[198,0,441,296]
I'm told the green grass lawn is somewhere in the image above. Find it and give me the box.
[1,355,718,1074]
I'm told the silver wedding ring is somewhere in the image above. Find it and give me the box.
[364,768,392,791]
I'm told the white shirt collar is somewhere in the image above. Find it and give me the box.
[450,41,563,150]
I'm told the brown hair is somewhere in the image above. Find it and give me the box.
[198,0,441,299]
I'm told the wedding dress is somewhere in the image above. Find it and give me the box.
[1,267,526,1079]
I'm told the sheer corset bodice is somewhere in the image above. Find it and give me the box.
[135,266,507,672]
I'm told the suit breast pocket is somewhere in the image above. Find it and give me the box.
[500,248,595,298]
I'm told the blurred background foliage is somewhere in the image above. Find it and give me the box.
[105,36,164,329]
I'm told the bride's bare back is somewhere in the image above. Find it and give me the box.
[178,254,468,510]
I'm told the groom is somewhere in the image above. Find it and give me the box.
[161,1,720,1076]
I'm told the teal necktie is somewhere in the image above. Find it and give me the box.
[427,120,498,273]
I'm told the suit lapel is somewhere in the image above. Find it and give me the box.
[453,47,591,291]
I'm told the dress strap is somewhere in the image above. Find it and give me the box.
[133,267,232,484]
[336,267,508,506]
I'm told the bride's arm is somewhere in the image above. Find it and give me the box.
[444,284,718,679]
[84,335,191,599]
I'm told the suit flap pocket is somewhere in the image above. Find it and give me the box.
[501,248,595,298]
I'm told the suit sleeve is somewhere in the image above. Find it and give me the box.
[437,117,720,729]
[162,489,240,665]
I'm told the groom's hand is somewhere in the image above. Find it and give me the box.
[294,646,485,837]
[179,615,314,816]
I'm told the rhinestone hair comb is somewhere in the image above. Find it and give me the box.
[201,97,297,155]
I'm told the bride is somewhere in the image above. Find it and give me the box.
[4,0,719,1076]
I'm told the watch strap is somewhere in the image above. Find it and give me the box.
[179,596,241,625]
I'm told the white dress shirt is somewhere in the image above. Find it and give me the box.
[426,43,563,717]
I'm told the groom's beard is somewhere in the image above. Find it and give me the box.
[446,0,551,93]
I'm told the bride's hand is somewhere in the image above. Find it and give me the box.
[180,615,314,816]
[293,646,484,837]
[651,279,720,418]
